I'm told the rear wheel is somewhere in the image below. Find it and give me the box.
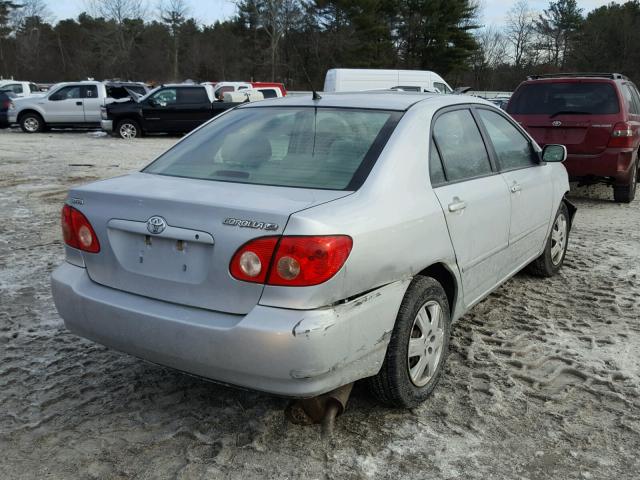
[613,166,637,203]
[527,202,570,277]
[20,112,44,133]
[116,119,141,139]
[367,276,451,408]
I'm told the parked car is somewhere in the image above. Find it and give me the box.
[102,84,244,138]
[507,73,640,203]
[0,90,16,128]
[0,80,40,97]
[8,80,143,133]
[323,68,453,94]
[205,81,287,100]
[51,92,574,407]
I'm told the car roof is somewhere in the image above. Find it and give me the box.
[239,91,491,111]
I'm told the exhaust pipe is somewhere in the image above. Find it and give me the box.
[285,383,354,437]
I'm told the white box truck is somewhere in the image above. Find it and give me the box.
[323,69,453,94]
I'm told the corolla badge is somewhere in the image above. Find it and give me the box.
[223,218,279,230]
[552,120,562,127]
[146,216,167,234]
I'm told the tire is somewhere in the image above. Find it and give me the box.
[20,112,44,133]
[116,119,141,139]
[613,166,637,203]
[367,276,451,408]
[527,202,570,277]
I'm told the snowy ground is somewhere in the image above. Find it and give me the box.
[0,129,639,480]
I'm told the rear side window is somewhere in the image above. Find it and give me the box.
[433,109,492,182]
[144,107,399,190]
[508,82,620,115]
[178,87,209,103]
[477,109,537,170]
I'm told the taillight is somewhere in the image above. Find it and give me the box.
[229,236,279,283]
[229,235,352,286]
[608,122,635,148]
[61,204,100,253]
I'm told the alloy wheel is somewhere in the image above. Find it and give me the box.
[550,213,567,265]
[407,300,445,387]
[119,123,137,139]
[23,117,39,132]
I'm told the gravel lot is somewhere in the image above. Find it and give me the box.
[1,129,639,480]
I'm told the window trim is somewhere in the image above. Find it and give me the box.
[429,138,447,188]
[429,104,499,187]
[472,105,541,174]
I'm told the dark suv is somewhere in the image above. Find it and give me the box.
[507,73,640,202]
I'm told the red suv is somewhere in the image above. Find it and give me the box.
[507,73,640,202]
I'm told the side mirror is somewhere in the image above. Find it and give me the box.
[148,98,158,107]
[542,144,567,163]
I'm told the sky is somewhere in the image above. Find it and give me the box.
[44,0,620,26]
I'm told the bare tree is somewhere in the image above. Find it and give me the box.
[238,0,302,81]
[86,0,148,78]
[470,26,508,89]
[10,0,51,27]
[505,0,535,68]
[87,0,147,24]
[158,0,188,81]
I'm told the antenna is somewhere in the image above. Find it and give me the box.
[289,41,322,100]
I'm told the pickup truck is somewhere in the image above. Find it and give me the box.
[102,84,245,139]
[0,80,40,97]
[8,81,148,133]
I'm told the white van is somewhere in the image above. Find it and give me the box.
[323,69,453,94]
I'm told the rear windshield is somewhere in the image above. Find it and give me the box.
[508,82,620,115]
[144,107,399,190]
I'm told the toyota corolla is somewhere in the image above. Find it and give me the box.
[51,92,574,407]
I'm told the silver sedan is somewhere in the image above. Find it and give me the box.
[51,92,574,407]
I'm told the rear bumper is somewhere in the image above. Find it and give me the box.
[564,148,636,185]
[51,263,407,397]
[0,111,8,128]
[101,120,113,132]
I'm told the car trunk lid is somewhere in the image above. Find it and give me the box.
[69,172,351,314]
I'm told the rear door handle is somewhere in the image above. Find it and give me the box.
[510,183,522,193]
[76,101,82,106]
[448,198,467,212]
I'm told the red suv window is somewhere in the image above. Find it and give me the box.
[508,82,620,116]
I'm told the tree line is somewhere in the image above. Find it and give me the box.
[1,0,640,91]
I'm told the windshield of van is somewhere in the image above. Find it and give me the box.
[143,107,400,190]
[508,82,620,115]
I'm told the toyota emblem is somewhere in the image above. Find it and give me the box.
[552,120,562,127]
[146,216,167,234]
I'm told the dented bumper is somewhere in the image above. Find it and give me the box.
[51,262,408,397]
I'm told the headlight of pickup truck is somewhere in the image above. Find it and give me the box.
[100,106,107,119]
[8,101,15,110]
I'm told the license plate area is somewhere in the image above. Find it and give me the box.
[107,220,214,284]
